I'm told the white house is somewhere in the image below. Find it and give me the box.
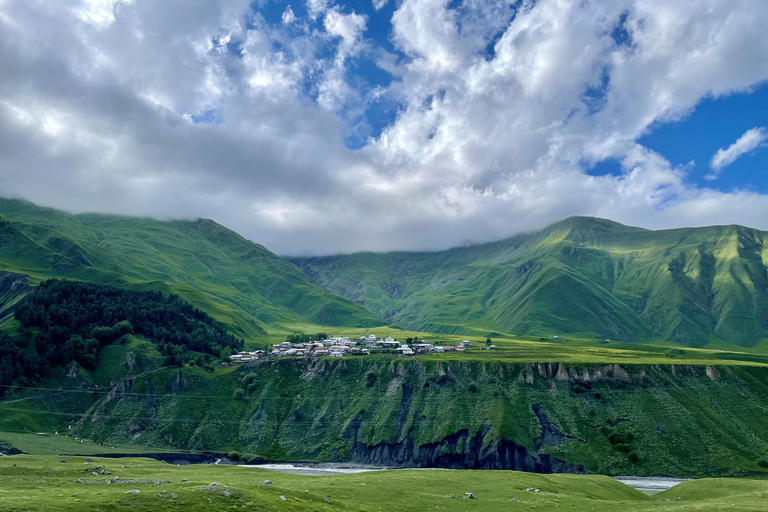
[330,351,343,357]
[385,336,395,342]
[396,345,414,356]
[435,346,445,353]
[461,340,472,346]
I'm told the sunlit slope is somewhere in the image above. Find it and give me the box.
[0,199,381,340]
[291,217,768,346]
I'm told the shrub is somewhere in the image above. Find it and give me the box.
[572,384,585,394]
[615,443,632,453]
[228,451,241,461]
[628,452,640,463]
[233,388,245,399]
[758,459,768,468]
[468,382,480,393]
[365,372,378,387]
[593,392,602,399]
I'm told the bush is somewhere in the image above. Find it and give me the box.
[113,320,134,337]
[468,382,480,393]
[593,392,602,399]
[628,451,640,463]
[365,371,378,387]
[572,384,585,394]
[228,451,241,461]
[233,388,245,399]
[758,459,768,468]
[615,443,632,453]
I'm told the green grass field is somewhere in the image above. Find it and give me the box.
[0,455,767,511]
[265,322,768,366]
[0,432,180,456]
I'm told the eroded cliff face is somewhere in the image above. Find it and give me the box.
[76,359,768,477]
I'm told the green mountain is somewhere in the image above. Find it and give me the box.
[289,217,768,347]
[0,198,381,341]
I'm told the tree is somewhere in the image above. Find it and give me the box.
[9,279,243,384]
[113,320,134,337]
[485,337,492,347]
[220,346,233,362]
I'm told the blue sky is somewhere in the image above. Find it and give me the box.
[1,0,768,254]
[640,84,768,193]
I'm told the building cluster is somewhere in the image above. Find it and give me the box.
[228,335,476,363]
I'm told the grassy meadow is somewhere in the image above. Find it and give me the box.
[261,322,768,366]
[1,455,768,511]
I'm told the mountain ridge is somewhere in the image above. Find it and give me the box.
[0,198,382,342]
[289,216,768,347]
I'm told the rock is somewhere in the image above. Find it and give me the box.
[92,472,98,476]
[260,480,272,485]
[60,460,66,463]
[223,491,232,497]
[279,495,287,501]
[526,488,539,493]
[125,490,140,494]
[181,479,188,482]
[209,482,218,487]
[465,492,475,499]
[100,470,111,475]
[706,366,721,381]
[510,498,517,502]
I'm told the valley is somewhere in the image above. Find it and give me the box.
[2,200,768,510]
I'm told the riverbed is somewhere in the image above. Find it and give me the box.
[242,463,692,494]
[612,476,691,495]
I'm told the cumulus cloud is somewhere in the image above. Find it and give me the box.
[708,127,767,178]
[1,0,768,255]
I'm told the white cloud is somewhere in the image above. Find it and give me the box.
[307,0,329,19]
[323,7,367,55]
[708,127,767,178]
[1,0,768,255]
[372,0,388,12]
[281,5,296,24]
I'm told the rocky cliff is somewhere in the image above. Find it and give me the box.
[71,358,768,477]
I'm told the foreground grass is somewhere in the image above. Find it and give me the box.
[1,455,767,511]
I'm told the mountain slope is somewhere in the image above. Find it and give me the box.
[290,217,768,347]
[68,358,768,477]
[0,199,381,341]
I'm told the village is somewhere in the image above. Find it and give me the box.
[228,334,495,364]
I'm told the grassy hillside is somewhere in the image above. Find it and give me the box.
[13,358,757,478]
[290,217,768,347]
[0,198,381,343]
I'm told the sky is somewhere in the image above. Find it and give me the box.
[0,0,767,255]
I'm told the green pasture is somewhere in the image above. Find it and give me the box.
[1,455,768,511]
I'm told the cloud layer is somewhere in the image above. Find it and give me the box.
[709,127,767,178]
[1,0,768,255]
